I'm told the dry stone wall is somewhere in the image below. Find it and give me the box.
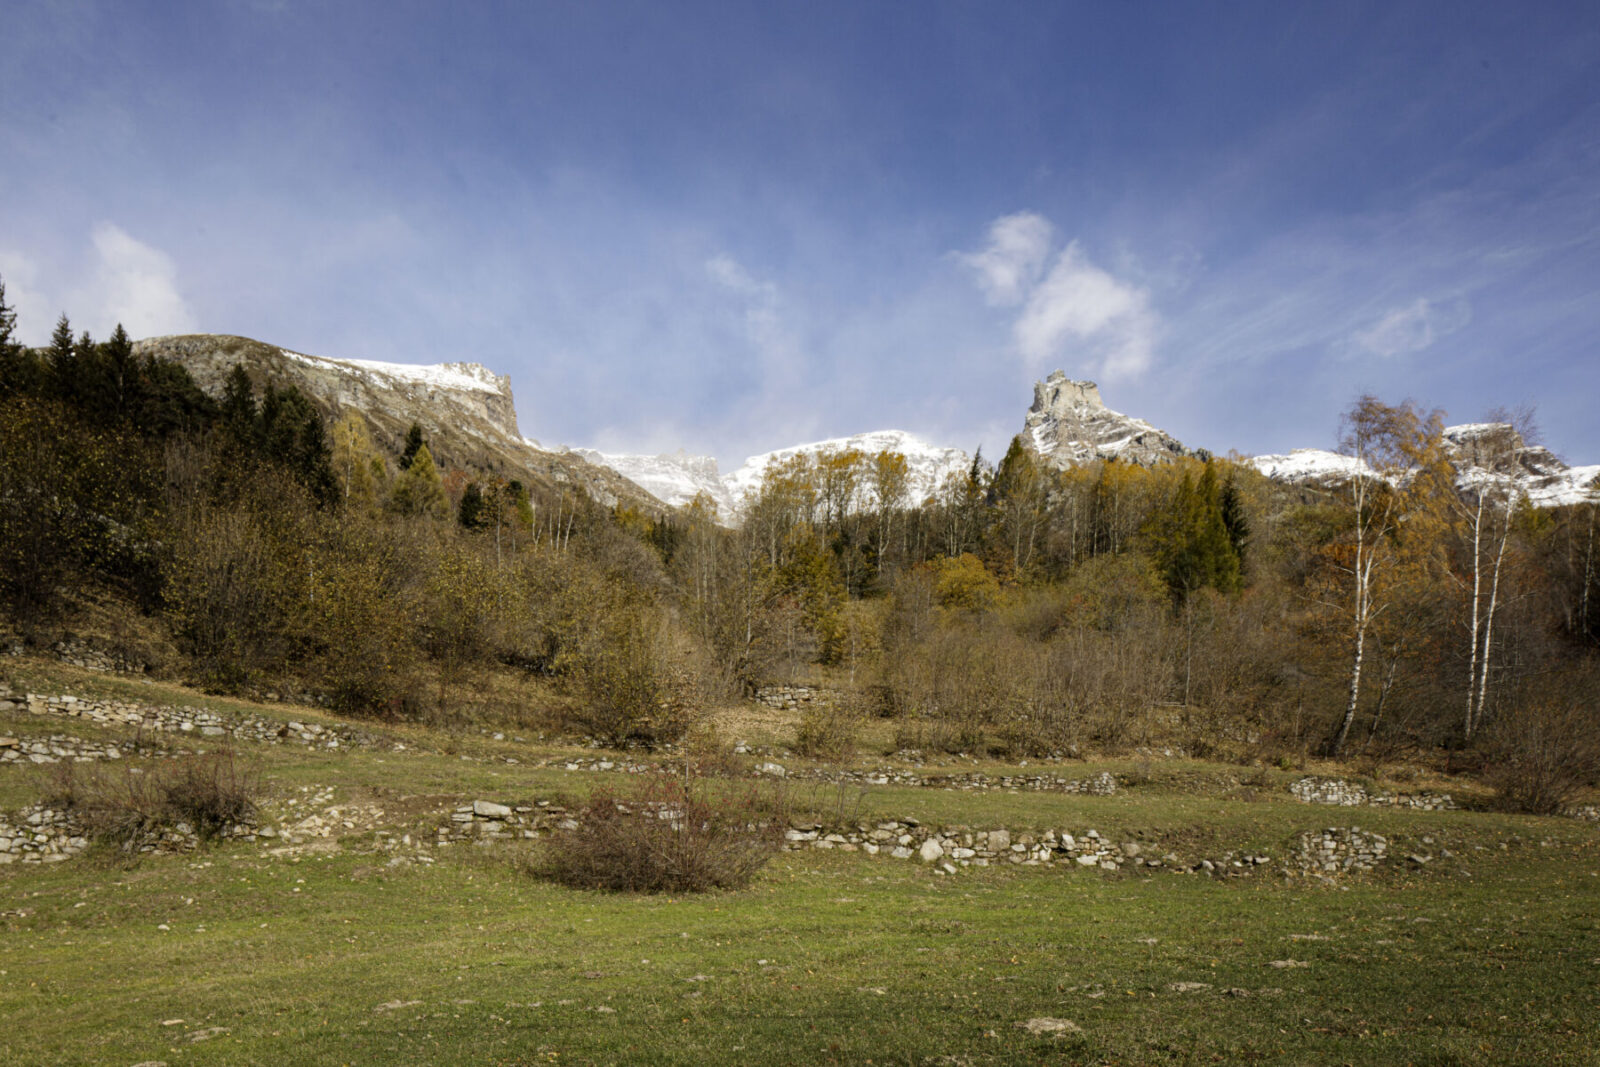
[0,804,258,865]
[0,687,384,751]
[0,734,150,764]
[1293,827,1388,874]
[1290,777,1455,811]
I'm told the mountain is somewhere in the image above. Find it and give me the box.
[133,334,660,511]
[567,448,733,515]
[1022,371,1191,467]
[1247,424,1600,507]
[576,430,971,519]
[726,430,971,508]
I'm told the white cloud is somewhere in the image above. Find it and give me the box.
[72,223,198,339]
[1013,242,1158,380]
[704,253,798,384]
[1352,297,1471,357]
[959,212,1053,306]
[0,249,50,344]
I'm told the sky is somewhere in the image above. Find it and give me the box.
[3,1,1597,470]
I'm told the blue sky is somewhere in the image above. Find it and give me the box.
[4,1,1597,469]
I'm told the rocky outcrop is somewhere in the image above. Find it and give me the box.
[134,334,662,513]
[1022,371,1189,467]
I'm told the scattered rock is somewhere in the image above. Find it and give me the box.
[1016,1017,1081,1036]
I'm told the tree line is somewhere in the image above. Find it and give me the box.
[2,277,1596,797]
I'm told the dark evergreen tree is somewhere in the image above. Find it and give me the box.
[100,323,138,423]
[458,481,485,529]
[220,364,258,441]
[399,423,425,470]
[47,314,76,401]
[1219,471,1250,575]
[259,385,337,505]
[0,277,40,399]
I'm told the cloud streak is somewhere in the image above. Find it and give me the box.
[1351,297,1470,358]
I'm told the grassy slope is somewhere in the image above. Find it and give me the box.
[3,663,1598,1066]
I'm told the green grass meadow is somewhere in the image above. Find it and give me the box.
[3,665,1599,1065]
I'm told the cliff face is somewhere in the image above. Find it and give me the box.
[135,334,661,511]
[1022,370,1190,467]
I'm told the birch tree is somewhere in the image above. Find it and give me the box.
[1327,397,1445,757]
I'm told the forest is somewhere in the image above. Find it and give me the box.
[1,278,1597,810]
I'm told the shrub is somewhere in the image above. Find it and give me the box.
[537,775,786,893]
[43,749,259,847]
[794,698,861,761]
[1485,699,1600,815]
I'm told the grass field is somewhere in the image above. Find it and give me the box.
[3,663,1598,1066]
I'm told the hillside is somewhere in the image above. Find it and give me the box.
[135,334,663,513]
[2,656,1598,1065]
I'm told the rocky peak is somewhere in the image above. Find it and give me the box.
[1022,370,1189,467]
[1029,373,1106,418]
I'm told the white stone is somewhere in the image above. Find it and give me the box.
[918,839,944,863]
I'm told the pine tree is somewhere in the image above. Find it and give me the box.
[0,277,38,398]
[1219,471,1249,574]
[220,364,258,440]
[399,423,425,470]
[458,481,486,528]
[47,314,76,401]
[390,443,447,518]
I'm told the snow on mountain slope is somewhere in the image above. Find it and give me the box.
[1246,424,1599,507]
[1023,371,1189,466]
[724,430,970,509]
[567,449,733,514]
[576,430,971,520]
[1247,449,1375,483]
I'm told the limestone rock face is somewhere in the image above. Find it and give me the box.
[134,334,662,512]
[1022,370,1189,467]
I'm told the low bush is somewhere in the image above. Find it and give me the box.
[537,775,786,893]
[794,699,862,761]
[44,749,260,847]
[1486,698,1600,815]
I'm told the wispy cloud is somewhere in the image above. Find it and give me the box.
[1351,296,1470,357]
[958,212,1052,306]
[961,216,1160,382]
[1015,242,1158,380]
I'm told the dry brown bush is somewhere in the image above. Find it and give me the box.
[44,748,259,846]
[536,775,786,893]
[794,697,863,761]
[1485,696,1600,815]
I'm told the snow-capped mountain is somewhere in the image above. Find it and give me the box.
[133,334,659,511]
[725,430,970,508]
[1443,423,1600,507]
[577,430,972,519]
[567,449,733,515]
[1247,425,1600,507]
[1022,371,1190,467]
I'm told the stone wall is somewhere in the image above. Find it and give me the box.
[0,804,257,865]
[0,733,145,764]
[1293,827,1388,874]
[753,685,837,710]
[1290,777,1455,811]
[0,687,383,751]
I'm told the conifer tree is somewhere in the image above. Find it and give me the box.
[390,442,447,518]
[220,364,257,440]
[458,481,486,529]
[47,314,75,400]
[0,277,38,398]
[399,423,425,470]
